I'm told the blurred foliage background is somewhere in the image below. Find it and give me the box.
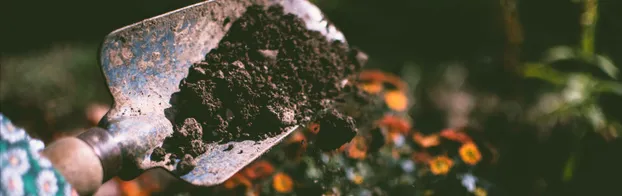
[1,0,621,195]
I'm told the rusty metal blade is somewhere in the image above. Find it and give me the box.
[98,0,348,186]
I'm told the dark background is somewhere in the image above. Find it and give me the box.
[2,0,621,63]
[1,0,621,195]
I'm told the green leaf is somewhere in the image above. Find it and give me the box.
[594,80,622,95]
[562,154,577,182]
[595,55,619,79]
[522,63,567,85]
[584,104,606,131]
[611,123,622,139]
[542,45,576,63]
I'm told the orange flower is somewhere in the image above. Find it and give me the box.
[379,115,411,134]
[346,136,368,160]
[358,70,407,90]
[459,143,482,165]
[243,160,275,180]
[337,143,348,153]
[272,172,294,193]
[412,152,432,163]
[360,82,384,94]
[412,132,440,148]
[287,131,306,144]
[223,173,252,190]
[383,75,407,90]
[307,122,320,134]
[358,70,387,82]
[118,178,149,196]
[137,173,161,193]
[439,128,472,143]
[284,131,308,160]
[428,156,454,175]
[384,90,409,112]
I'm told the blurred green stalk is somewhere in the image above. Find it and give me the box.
[580,0,598,59]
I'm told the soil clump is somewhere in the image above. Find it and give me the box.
[153,5,367,171]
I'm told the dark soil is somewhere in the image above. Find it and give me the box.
[314,108,357,151]
[176,154,197,174]
[153,5,366,170]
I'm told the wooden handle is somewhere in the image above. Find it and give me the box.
[42,137,104,195]
[42,127,122,195]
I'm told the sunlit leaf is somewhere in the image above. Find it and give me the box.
[542,45,576,63]
[584,104,606,131]
[603,123,621,141]
[562,74,591,104]
[595,55,619,79]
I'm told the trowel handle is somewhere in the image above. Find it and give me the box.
[42,127,122,195]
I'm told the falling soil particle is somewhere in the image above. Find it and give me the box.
[151,147,167,162]
[176,154,197,175]
[314,108,357,151]
[161,117,208,158]
[224,144,234,151]
[154,4,365,170]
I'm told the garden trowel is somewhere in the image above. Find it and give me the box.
[40,0,357,195]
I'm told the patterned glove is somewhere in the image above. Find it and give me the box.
[0,113,77,196]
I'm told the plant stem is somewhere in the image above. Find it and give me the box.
[500,0,523,72]
[580,0,598,59]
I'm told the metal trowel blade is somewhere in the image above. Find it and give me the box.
[98,0,348,186]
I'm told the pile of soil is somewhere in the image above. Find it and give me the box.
[151,4,366,172]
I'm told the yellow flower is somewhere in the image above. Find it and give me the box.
[474,187,487,196]
[352,174,364,185]
[459,143,482,165]
[428,156,454,175]
[272,172,294,193]
[384,90,408,111]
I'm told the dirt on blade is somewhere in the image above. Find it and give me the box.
[154,4,366,171]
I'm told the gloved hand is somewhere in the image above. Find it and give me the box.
[0,113,78,196]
